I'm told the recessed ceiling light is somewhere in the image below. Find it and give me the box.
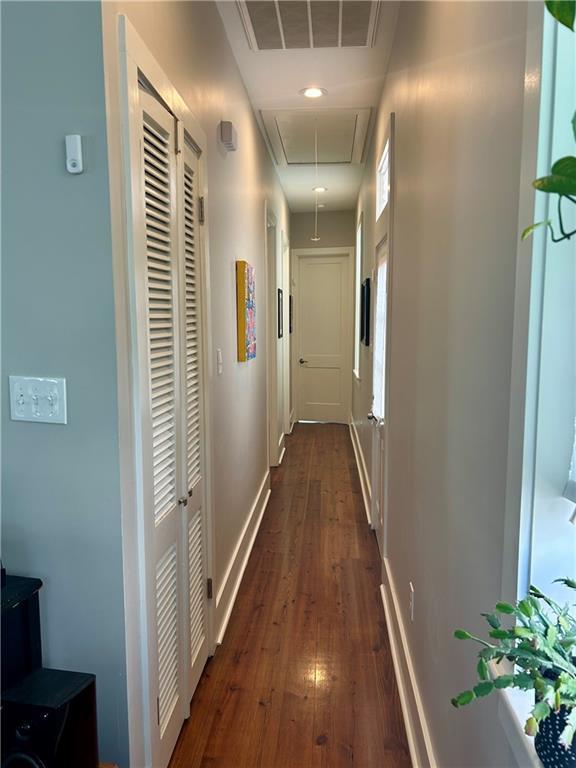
[300,87,327,99]
[317,203,325,208]
[313,186,327,193]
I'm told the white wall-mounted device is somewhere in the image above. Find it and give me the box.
[9,376,68,424]
[65,134,83,174]
[219,121,237,152]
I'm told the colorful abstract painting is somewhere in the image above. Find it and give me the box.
[236,260,256,361]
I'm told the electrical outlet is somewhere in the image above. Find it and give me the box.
[409,582,415,622]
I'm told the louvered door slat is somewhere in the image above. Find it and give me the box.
[144,116,177,528]
[183,163,202,492]
[156,545,179,736]
[188,509,205,662]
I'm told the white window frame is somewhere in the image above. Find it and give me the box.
[376,139,390,221]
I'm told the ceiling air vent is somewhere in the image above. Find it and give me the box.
[237,0,380,51]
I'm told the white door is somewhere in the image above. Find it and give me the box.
[179,139,210,707]
[295,251,352,423]
[136,89,209,768]
[370,241,390,555]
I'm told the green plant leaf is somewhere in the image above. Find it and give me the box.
[525,716,539,737]
[554,577,576,590]
[551,156,576,177]
[454,629,473,640]
[496,602,516,615]
[482,612,501,629]
[547,625,558,646]
[518,219,550,240]
[533,174,576,195]
[494,675,515,690]
[533,700,551,721]
[473,681,494,698]
[517,599,534,618]
[560,708,576,749]
[514,672,535,691]
[477,658,489,681]
[451,690,476,707]
[514,627,534,639]
[490,628,512,640]
[572,111,576,142]
[545,0,576,30]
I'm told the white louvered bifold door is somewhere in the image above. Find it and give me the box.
[137,89,185,768]
[178,140,209,702]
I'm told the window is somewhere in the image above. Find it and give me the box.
[516,14,576,604]
[372,253,388,420]
[376,140,390,220]
[354,218,363,377]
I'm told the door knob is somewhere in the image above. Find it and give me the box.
[299,358,308,364]
[367,411,377,421]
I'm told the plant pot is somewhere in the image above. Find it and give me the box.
[535,707,576,768]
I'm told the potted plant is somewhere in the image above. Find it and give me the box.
[452,579,576,767]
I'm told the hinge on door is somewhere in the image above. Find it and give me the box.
[156,696,160,726]
[199,196,205,225]
[175,121,182,156]
[178,496,188,507]
[207,578,213,600]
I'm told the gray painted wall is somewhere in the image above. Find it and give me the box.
[291,210,355,250]
[353,2,530,764]
[1,2,129,765]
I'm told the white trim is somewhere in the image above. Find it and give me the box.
[349,419,371,525]
[278,443,286,466]
[500,1,546,606]
[380,559,438,768]
[215,471,271,644]
[291,246,354,258]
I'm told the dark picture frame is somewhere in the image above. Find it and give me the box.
[289,295,293,334]
[362,277,371,346]
[277,288,283,339]
[360,283,366,342]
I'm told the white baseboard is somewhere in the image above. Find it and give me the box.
[349,418,372,526]
[380,559,437,768]
[278,444,286,465]
[215,471,271,644]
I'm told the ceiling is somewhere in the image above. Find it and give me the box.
[217,0,399,212]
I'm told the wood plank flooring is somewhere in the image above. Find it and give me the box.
[169,423,411,768]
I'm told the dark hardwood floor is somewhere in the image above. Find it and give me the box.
[170,423,411,768]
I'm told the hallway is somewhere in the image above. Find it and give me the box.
[170,424,410,767]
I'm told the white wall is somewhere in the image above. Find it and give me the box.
[101,0,289,650]
[353,2,532,764]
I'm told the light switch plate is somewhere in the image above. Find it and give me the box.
[9,376,67,424]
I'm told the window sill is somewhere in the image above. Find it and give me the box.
[490,662,541,767]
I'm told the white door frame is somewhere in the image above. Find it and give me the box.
[370,113,395,559]
[265,204,284,466]
[109,16,215,765]
[292,246,354,424]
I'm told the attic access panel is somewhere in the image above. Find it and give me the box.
[261,108,372,166]
[239,0,380,50]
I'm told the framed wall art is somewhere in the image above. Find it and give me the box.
[236,260,256,361]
